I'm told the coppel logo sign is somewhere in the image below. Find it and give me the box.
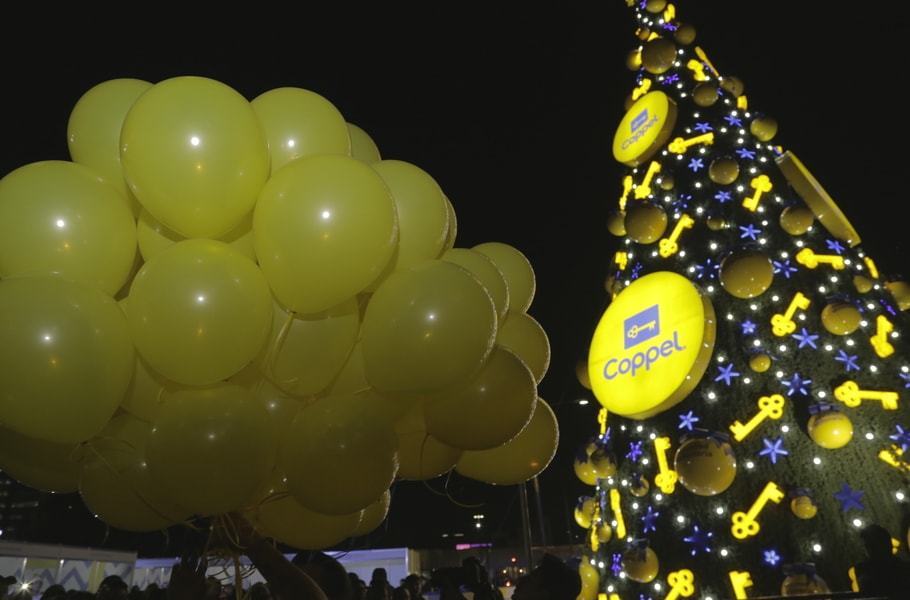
[605,303,685,379]
[621,108,659,150]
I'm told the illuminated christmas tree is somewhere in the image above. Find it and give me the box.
[574,1,910,598]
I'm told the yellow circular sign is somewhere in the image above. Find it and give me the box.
[588,271,715,419]
[612,91,678,166]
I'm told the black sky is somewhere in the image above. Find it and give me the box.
[1,2,908,554]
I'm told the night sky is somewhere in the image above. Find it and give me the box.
[1,2,909,556]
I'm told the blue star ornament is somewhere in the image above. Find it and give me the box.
[739,224,761,240]
[741,320,757,335]
[678,411,700,431]
[834,350,860,372]
[724,114,744,128]
[890,425,910,452]
[772,259,798,279]
[763,549,782,567]
[735,147,757,160]
[834,484,864,512]
[641,506,660,533]
[688,157,705,172]
[783,372,812,396]
[683,524,714,556]
[792,328,819,349]
[759,437,789,464]
[714,363,741,386]
[694,121,713,133]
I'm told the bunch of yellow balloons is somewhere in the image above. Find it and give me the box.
[0,76,559,549]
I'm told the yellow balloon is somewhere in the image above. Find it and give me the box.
[258,297,359,397]
[67,78,152,216]
[442,196,458,253]
[473,242,536,313]
[253,477,362,550]
[120,357,181,421]
[0,277,134,443]
[120,76,269,237]
[496,312,551,383]
[361,260,497,393]
[351,489,391,536]
[456,399,558,485]
[80,414,189,532]
[395,403,462,480]
[146,384,277,516]
[0,161,137,295]
[280,393,398,515]
[372,160,449,272]
[230,364,303,438]
[251,87,351,174]
[254,154,398,314]
[425,346,536,451]
[347,123,381,164]
[137,209,256,263]
[127,239,272,385]
[0,425,81,493]
[441,248,510,321]
[323,340,370,396]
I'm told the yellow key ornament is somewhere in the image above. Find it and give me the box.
[870,315,895,358]
[667,132,714,154]
[879,445,910,472]
[728,571,754,599]
[632,78,653,101]
[653,436,678,494]
[834,380,899,410]
[729,394,786,442]
[619,175,634,210]
[665,570,695,600]
[864,256,879,279]
[614,251,629,271]
[686,59,709,82]
[795,247,846,270]
[741,174,772,212]
[633,161,662,199]
[771,292,811,336]
[610,488,627,539]
[658,214,694,258]
[731,481,784,539]
[694,47,720,78]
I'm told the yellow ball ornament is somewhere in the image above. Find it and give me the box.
[821,302,861,335]
[641,38,677,75]
[674,435,737,496]
[576,358,592,390]
[626,49,642,71]
[779,206,814,236]
[630,474,650,497]
[644,0,667,13]
[578,559,599,600]
[674,23,696,45]
[886,280,910,311]
[749,353,772,373]
[607,210,627,237]
[596,522,613,543]
[692,83,719,107]
[790,495,817,520]
[750,116,779,142]
[658,175,674,190]
[624,203,668,244]
[590,448,617,478]
[622,546,659,583]
[854,275,873,294]
[781,569,829,596]
[574,497,597,529]
[574,457,599,486]
[708,157,740,185]
[720,250,774,299]
[808,410,853,449]
[706,215,727,231]
[720,76,745,97]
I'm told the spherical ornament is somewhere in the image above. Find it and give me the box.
[808,411,853,449]
[781,570,829,596]
[821,303,861,336]
[719,250,774,299]
[622,546,659,583]
[853,275,873,294]
[709,158,740,185]
[626,49,642,71]
[595,522,613,543]
[693,83,719,107]
[885,280,910,311]
[590,448,617,478]
[574,497,597,529]
[576,359,592,390]
[574,458,599,486]
[607,210,627,237]
[720,76,745,97]
[779,206,814,236]
[644,0,667,13]
[604,276,621,297]
[630,474,650,497]
[706,215,727,231]
[641,38,677,75]
[624,203,668,244]
[658,175,674,190]
[749,353,772,373]
[636,27,653,41]
[750,115,779,142]
[674,23,696,45]
[674,435,737,496]
[790,495,817,520]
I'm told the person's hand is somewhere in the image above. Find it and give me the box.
[167,552,208,600]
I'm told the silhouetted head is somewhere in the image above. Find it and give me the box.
[860,523,893,560]
[97,575,128,600]
[512,554,581,600]
[293,551,352,600]
[371,568,389,584]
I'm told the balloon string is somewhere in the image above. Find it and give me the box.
[261,309,300,389]
[443,470,484,509]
